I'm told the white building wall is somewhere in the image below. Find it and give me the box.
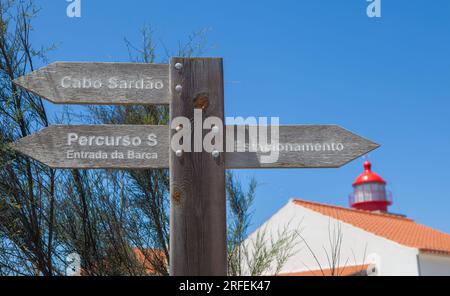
[244,200,420,276]
[418,253,450,276]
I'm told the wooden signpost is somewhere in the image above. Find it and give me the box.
[11,57,380,276]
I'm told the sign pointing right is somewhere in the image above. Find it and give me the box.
[226,125,379,169]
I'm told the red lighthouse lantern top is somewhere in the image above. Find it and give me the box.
[350,161,392,213]
[353,161,386,186]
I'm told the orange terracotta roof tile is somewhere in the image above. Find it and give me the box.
[279,264,369,276]
[133,248,167,274]
[293,199,450,255]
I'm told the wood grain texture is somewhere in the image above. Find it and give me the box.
[169,58,227,276]
[225,125,380,169]
[10,125,169,169]
[13,62,170,105]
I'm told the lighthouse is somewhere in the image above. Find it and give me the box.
[349,161,392,212]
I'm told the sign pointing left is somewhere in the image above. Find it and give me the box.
[13,62,170,105]
[10,125,170,169]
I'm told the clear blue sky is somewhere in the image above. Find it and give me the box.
[32,0,450,233]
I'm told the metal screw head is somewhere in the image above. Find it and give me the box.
[175,150,183,157]
[174,63,183,70]
[211,125,220,134]
[175,85,183,93]
[175,125,183,132]
[212,150,220,158]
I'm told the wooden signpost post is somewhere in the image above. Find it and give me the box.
[11,57,380,276]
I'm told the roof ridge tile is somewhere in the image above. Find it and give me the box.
[292,198,413,221]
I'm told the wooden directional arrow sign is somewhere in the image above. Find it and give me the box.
[225,125,379,169]
[10,125,170,169]
[13,62,170,105]
[10,125,378,169]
